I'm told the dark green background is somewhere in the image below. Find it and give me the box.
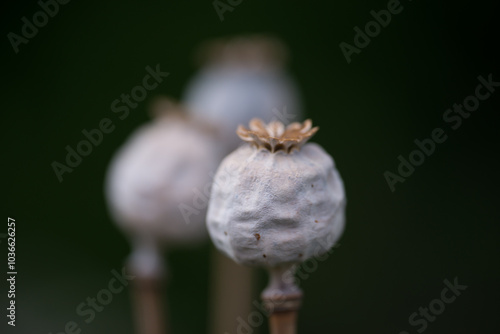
[2,0,499,333]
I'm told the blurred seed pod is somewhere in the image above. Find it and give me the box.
[183,35,303,152]
[105,98,223,251]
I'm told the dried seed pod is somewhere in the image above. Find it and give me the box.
[183,35,303,152]
[207,119,346,268]
[207,119,346,333]
[105,100,223,334]
[105,106,222,249]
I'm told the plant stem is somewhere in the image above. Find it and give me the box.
[128,237,167,334]
[261,265,302,334]
[130,275,167,334]
[269,311,298,334]
[209,247,254,334]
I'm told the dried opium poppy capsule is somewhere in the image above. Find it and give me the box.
[106,105,221,256]
[206,118,346,333]
[105,101,222,334]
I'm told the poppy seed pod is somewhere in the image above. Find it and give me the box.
[183,36,303,152]
[105,101,224,334]
[206,119,346,269]
[106,109,222,249]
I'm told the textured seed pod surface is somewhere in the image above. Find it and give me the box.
[207,120,346,267]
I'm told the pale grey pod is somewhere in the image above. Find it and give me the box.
[106,113,221,247]
[183,36,302,152]
[207,119,346,268]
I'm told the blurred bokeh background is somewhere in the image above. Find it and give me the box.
[2,0,499,333]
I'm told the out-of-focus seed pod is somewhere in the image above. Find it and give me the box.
[183,35,303,152]
[106,103,222,253]
[105,100,223,334]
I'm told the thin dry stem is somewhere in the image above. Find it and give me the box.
[210,249,254,334]
[261,266,303,334]
[127,240,168,334]
[130,277,167,334]
[269,311,298,334]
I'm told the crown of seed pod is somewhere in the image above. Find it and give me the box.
[207,119,346,268]
[183,35,303,152]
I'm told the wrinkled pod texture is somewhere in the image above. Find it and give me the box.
[207,119,346,268]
